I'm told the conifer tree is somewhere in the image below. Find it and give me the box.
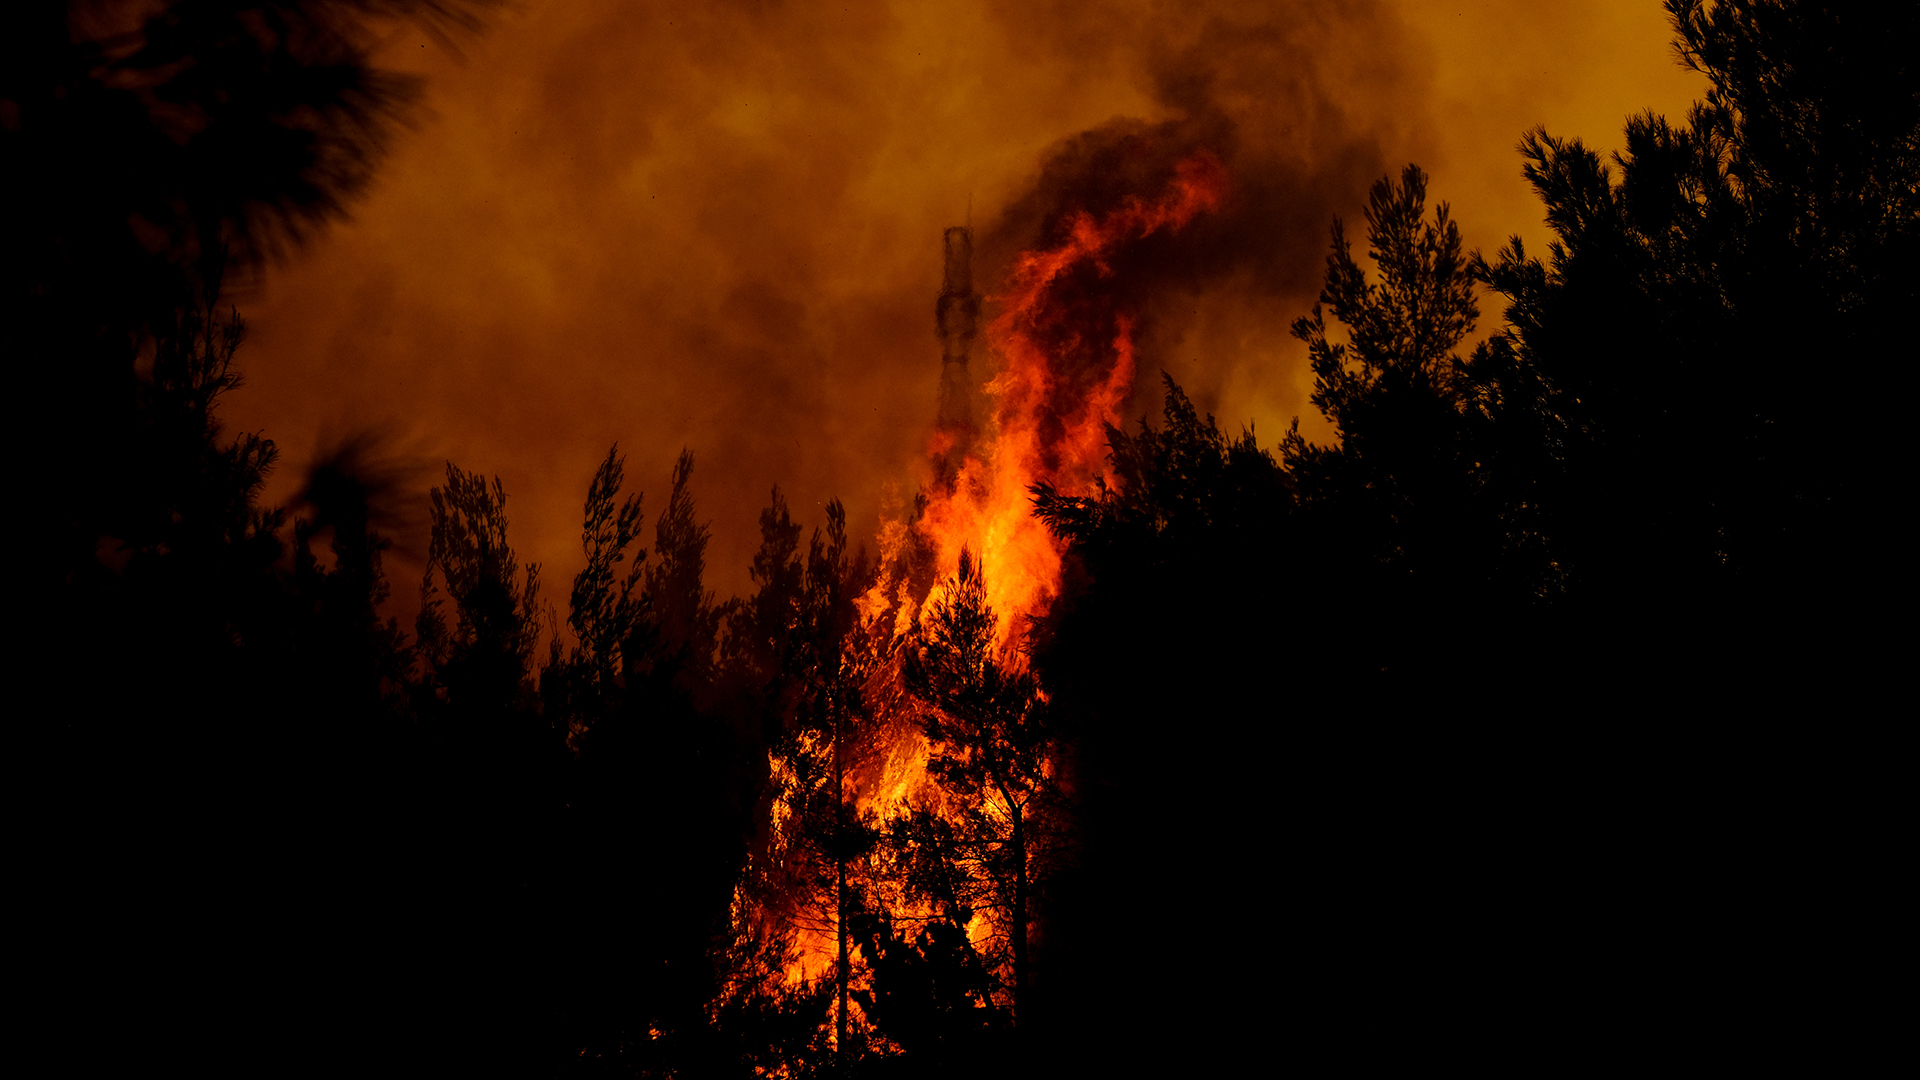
[903,552,1053,1022]
[416,464,542,719]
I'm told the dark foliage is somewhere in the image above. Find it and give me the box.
[1469,0,1917,697]
[5,2,494,603]
[899,552,1057,1027]
[849,910,1004,1078]
[22,1,1906,1074]
[1030,1,1908,1070]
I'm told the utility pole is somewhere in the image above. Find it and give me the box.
[934,226,980,491]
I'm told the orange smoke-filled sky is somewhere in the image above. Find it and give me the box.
[225,0,1703,609]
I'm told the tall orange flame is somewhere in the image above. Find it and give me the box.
[762,152,1228,1009]
[919,151,1228,646]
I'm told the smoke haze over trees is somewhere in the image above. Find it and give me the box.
[14,0,1907,1073]
[213,0,1711,610]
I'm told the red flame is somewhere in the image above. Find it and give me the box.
[765,152,1228,1007]
[918,151,1227,646]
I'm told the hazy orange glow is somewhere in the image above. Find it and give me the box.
[216,0,1707,1026]
[225,1,1703,623]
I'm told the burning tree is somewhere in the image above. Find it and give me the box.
[729,490,895,1066]
[900,550,1055,1021]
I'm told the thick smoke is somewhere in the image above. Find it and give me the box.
[224,0,1701,614]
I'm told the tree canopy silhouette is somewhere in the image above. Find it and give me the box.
[22,1,1909,1073]
[903,552,1055,1027]
[1470,0,1916,690]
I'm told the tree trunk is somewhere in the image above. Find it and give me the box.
[1011,800,1026,1024]
[835,698,849,1069]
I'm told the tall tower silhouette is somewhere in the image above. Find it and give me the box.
[933,226,980,490]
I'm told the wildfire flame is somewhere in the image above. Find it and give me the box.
[764,152,1228,1006]
[917,151,1227,648]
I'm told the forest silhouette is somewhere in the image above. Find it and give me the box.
[12,1,1909,1074]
